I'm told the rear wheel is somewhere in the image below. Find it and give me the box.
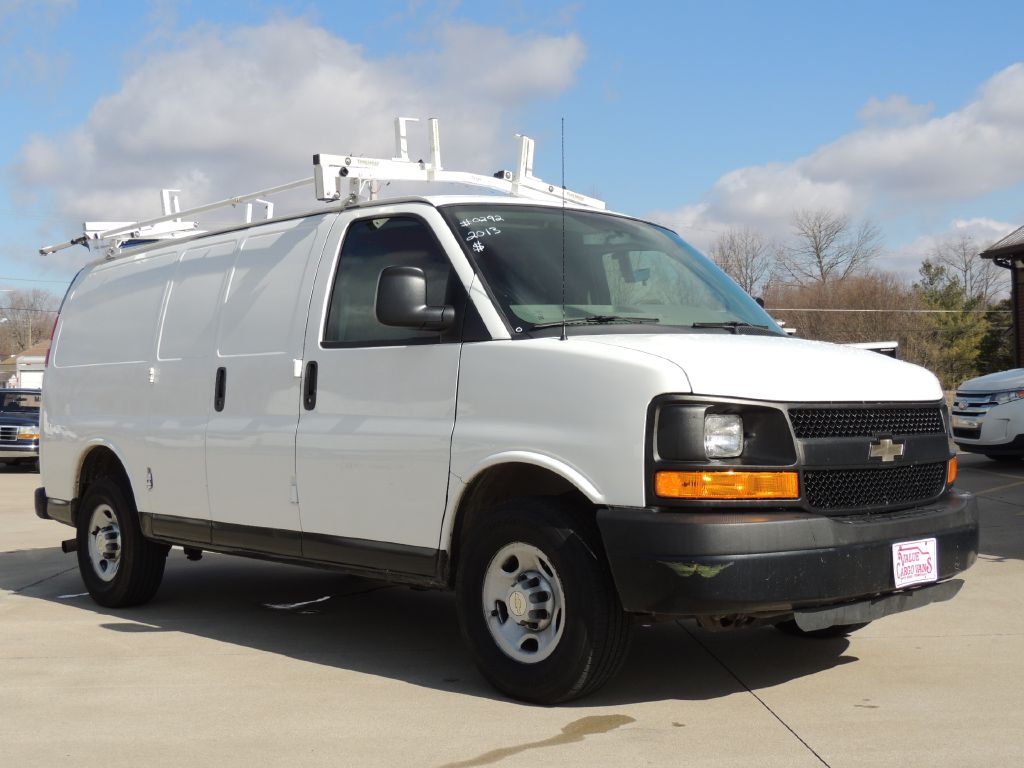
[76,477,168,607]
[455,497,630,704]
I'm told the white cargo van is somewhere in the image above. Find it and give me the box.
[35,121,978,703]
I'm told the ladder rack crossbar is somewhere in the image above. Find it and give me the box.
[313,152,604,210]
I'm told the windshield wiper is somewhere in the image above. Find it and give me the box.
[532,314,660,330]
[692,321,770,334]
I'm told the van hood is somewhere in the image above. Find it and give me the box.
[579,333,942,403]
[957,368,1024,393]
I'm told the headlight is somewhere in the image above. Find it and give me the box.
[17,426,39,441]
[992,390,1024,404]
[704,414,743,458]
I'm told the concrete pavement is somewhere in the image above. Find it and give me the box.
[1,454,1021,767]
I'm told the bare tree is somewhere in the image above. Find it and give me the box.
[779,209,882,285]
[765,270,916,344]
[710,227,776,296]
[0,289,59,355]
[929,233,1008,308]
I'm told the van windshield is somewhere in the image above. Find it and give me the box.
[441,205,782,336]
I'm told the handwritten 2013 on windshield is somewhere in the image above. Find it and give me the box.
[460,215,504,242]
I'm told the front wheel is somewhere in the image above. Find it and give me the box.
[76,477,168,608]
[455,497,630,704]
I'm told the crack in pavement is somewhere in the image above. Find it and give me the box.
[4,564,78,597]
[679,621,831,767]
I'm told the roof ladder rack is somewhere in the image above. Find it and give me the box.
[313,117,604,209]
[40,117,604,259]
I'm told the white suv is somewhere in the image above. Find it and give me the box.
[953,368,1024,460]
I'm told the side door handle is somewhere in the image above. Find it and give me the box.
[303,361,318,411]
[214,367,227,412]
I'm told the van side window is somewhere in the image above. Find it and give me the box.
[323,216,454,346]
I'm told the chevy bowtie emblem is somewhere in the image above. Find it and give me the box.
[869,438,905,462]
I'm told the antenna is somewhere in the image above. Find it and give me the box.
[560,117,567,342]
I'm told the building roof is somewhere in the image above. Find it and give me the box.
[980,224,1024,260]
[15,340,51,360]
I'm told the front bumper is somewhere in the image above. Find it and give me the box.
[953,433,1024,456]
[0,443,39,459]
[597,490,978,617]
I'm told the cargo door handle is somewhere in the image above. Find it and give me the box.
[214,367,227,412]
[303,361,318,411]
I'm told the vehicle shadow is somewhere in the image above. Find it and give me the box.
[956,454,1024,563]
[4,546,856,706]
[0,460,39,474]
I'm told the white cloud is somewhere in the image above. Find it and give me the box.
[652,63,1024,249]
[857,94,934,127]
[951,217,1018,242]
[879,217,1018,281]
[15,18,585,234]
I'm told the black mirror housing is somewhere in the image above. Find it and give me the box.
[375,266,455,331]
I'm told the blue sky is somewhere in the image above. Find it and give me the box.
[2,0,1024,294]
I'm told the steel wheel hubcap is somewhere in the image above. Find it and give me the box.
[482,542,565,664]
[87,504,122,583]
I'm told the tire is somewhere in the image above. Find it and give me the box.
[455,496,631,704]
[774,619,869,639]
[76,477,168,608]
[984,454,1021,463]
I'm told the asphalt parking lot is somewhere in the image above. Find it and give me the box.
[1,454,1022,768]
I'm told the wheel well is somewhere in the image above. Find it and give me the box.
[447,463,594,587]
[75,447,132,522]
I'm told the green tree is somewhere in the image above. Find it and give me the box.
[977,298,1015,374]
[913,260,988,389]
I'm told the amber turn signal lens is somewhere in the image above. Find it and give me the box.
[655,470,799,500]
[947,456,958,486]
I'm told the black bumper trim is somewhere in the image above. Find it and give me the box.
[954,433,1024,455]
[793,579,964,632]
[597,491,978,616]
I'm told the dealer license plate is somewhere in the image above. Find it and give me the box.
[951,415,979,429]
[893,538,938,588]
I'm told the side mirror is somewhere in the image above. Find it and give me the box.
[375,266,455,331]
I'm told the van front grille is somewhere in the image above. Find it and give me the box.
[804,462,947,512]
[789,407,944,439]
[0,426,17,442]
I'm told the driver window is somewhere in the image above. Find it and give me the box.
[323,216,454,347]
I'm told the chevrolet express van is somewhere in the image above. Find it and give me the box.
[34,136,978,703]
